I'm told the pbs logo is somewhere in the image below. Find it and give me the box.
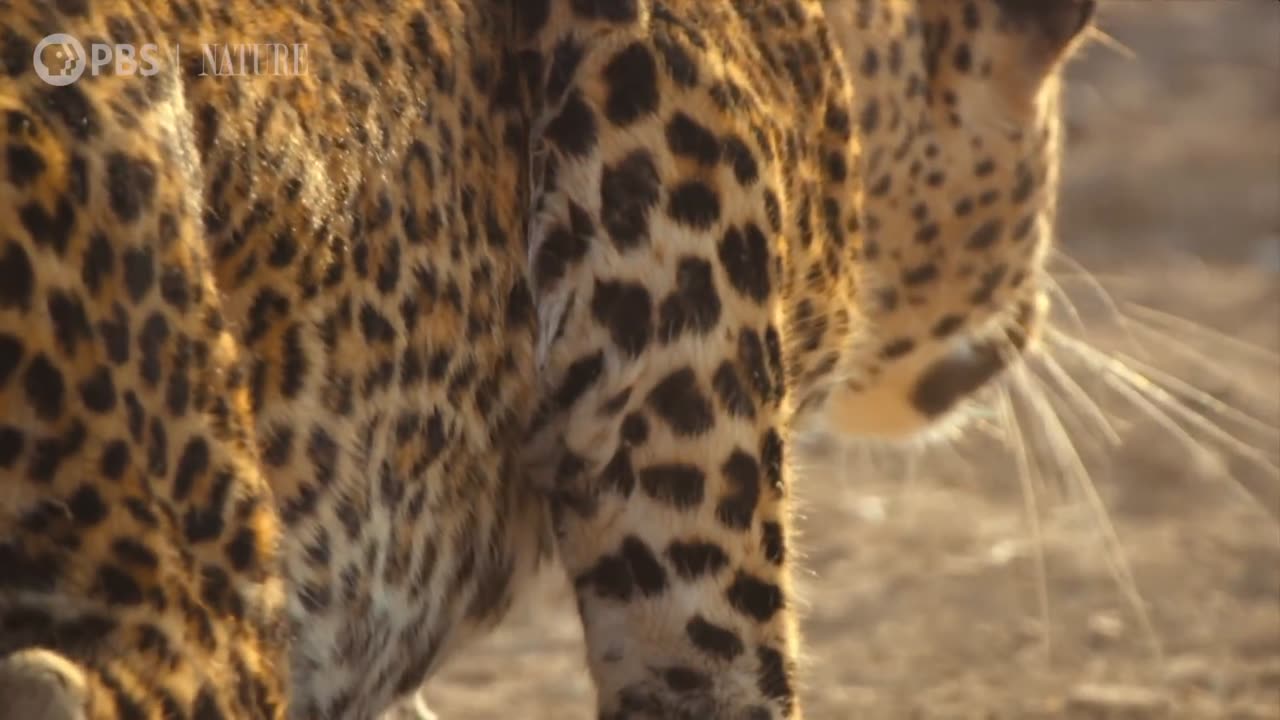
[33,33,86,86]
[33,33,163,86]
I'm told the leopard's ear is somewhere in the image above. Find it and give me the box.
[994,0,1097,66]
[0,648,91,720]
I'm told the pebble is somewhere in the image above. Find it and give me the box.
[1087,612,1127,646]
[1065,683,1171,718]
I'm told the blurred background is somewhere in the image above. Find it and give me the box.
[424,2,1280,717]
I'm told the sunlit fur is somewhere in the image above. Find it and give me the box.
[0,1,1113,719]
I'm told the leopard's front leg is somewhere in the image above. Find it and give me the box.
[518,19,826,720]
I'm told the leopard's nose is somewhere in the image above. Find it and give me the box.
[910,294,1045,418]
[910,337,1009,418]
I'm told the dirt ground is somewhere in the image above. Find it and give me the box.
[423,2,1280,717]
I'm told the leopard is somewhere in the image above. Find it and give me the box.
[0,0,1095,718]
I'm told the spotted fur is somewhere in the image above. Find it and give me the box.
[0,0,1094,718]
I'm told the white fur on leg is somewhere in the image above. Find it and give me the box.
[380,692,438,720]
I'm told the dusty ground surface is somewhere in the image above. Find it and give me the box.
[423,2,1280,717]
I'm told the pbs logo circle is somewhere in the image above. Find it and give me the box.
[33,33,87,86]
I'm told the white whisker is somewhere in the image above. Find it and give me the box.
[1043,273,1092,340]
[1109,348,1279,438]
[997,380,1053,664]
[1010,361,1164,663]
[1048,330,1280,474]
[1110,312,1280,429]
[1049,251,1149,358]
[1122,300,1280,368]
[1046,330,1280,518]
[1032,349,1124,448]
